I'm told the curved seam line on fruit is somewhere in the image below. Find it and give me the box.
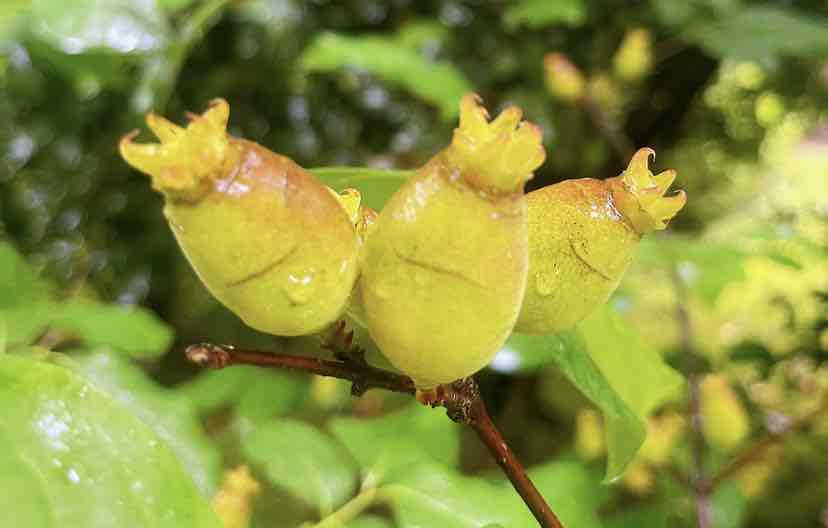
[569,237,612,281]
[393,247,485,288]
[225,245,298,287]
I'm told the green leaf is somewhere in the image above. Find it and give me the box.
[329,403,461,484]
[381,464,531,527]
[383,460,603,528]
[310,167,411,211]
[578,305,685,441]
[72,350,222,497]
[504,0,586,30]
[177,365,308,422]
[396,19,449,51]
[241,419,357,515]
[0,0,29,44]
[686,6,828,60]
[651,0,740,27]
[504,331,645,481]
[0,242,51,309]
[604,504,668,528]
[301,32,472,120]
[29,0,169,56]
[524,458,605,527]
[712,481,747,528]
[637,237,746,305]
[348,515,393,528]
[158,0,197,11]
[0,300,173,358]
[0,354,221,527]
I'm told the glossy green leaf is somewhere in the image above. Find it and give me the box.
[301,32,471,120]
[0,300,173,358]
[0,354,221,527]
[686,6,828,60]
[329,403,461,484]
[177,365,308,422]
[72,350,221,497]
[241,419,357,515]
[504,330,645,480]
[29,0,169,56]
[310,167,411,211]
[0,241,50,308]
[504,0,586,30]
[381,464,531,527]
[383,460,602,527]
[578,305,685,436]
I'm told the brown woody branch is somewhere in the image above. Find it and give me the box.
[185,337,564,528]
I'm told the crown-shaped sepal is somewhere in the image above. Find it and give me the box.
[612,148,686,233]
[444,93,545,194]
[119,99,233,200]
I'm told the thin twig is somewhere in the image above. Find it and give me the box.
[578,96,635,162]
[672,269,712,528]
[709,397,828,489]
[185,343,416,397]
[185,339,564,528]
[419,379,565,528]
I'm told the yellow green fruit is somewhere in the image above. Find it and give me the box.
[516,148,686,334]
[361,94,545,387]
[119,100,359,336]
[544,52,586,102]
[700,374,750,450]
[612,28,654,82]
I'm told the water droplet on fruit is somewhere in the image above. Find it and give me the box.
[284,269,316,305]
[535,272,555,297]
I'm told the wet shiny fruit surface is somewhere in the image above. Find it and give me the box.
[360,94,545,387]
[516,148,686,334]
[120,100,359,336]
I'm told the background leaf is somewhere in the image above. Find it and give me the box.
[637,237,746,305]
[177,365,308,422]
[310,167,411,211]
[329,403,461,484]
[503,330,646,480]
[72,350,221,497]
[381,464,531,527]
[383,459,603,528]
[241,419,357,516]
[0,354,221,527]
[29,0,169,56]
[0,241,51,308]
[0,300,173,358]
[301,32,472,120]
[578,306,685,433]
[686,6,828,60]
[503,0,586,30]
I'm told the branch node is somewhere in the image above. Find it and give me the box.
[186,343,232,368]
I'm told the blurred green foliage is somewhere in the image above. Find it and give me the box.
[1,0,828,527]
